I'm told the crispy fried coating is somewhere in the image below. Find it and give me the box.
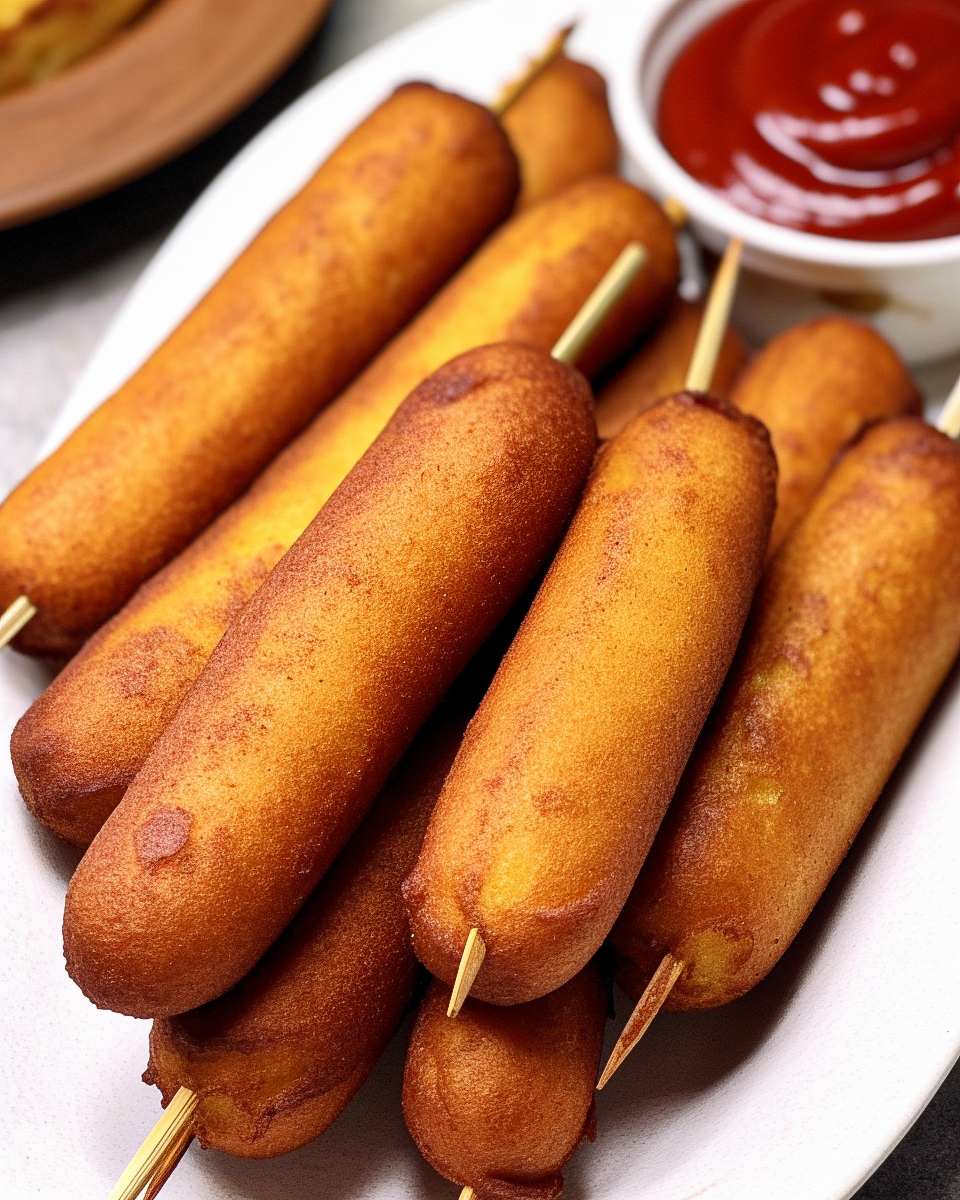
[144,707,466,1158]
[403,968,607,1200]
[731,316,920,556]
[594,296,748,439]
[612,418,960,1011]
[501,56,619,210]
[0,83,518,656]
[62,343,596,1017]
[13,175,678,849]
[404,392,777,1006]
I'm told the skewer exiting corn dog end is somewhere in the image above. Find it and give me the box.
[441,235,745,1018]
[110,702,473,1197]
[108,1086,198,1200]
[96,232,650,1198]
[406,970,608,1200]
[597,362,960,1090]
[596,952,683,1089]
[939,372,960,439]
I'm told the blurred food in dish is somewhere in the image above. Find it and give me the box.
[0,0,155,95]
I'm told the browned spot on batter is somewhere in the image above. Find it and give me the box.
[417,360,481,407]
[113,626,205,701]
[532,787,568,815]
[216,549,284,623]
[671,483,700,525]
[136,806,193,867]
[660,443,696,473]
[778,643,813,676]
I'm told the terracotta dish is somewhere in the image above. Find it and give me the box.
[0,0,334,229]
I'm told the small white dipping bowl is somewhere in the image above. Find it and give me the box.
[598,0,960,363]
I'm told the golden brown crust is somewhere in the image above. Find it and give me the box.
[402,968,607,1200]
[405,392,777,1005]
[144,708,465,1157]
[13,176,677,849]
[62,343,596,1017]
[594,296,748,440]
[501,56,620,210]
[612,417,960,1010]
[731,316,920,556]
[0,82,518,655]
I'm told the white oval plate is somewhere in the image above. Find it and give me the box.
[2,2,959,1198]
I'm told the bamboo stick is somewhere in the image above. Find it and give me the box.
[596,953,684,1089]
[685,238,744,393]
[0,595,36,651]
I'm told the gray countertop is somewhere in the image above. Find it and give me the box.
[1,0,957,1195]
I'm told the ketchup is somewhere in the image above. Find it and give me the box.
[658,0,960,240]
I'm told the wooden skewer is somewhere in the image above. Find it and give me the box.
[596,951,685,1089]
[490,23,576,117]
[447,927,487,1017]
[444,242,648,1020]
[586,247,746,1089]
[108,1086,198,1200]
[103,245,650,1200]
[0,594,36,651]
[459,1188,476,1200]
[143,1120,195,1200]
[937,370,960,439]
[0,595,36,652]
[552,242,648,366]
[103,63,647,1200]
[685,237,744,393]
[594,273,957,1091]
[494,19,688,241]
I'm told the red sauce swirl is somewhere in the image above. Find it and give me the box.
[658,0,960,240]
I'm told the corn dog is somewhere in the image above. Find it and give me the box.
[0,83,519,657]
[732,317,920,556]
[598,315,918,551]
[63,342,596,1018]
[404,391,777,1007]
[610,417,960,1020]
[143,705,466,1159]
[14,176,678,849]
[594,296,748,440]
[501,55,619,210]
[403,968,607,1200]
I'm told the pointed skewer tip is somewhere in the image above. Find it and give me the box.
[447,927,486,1017]
[597,953,684,1090]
